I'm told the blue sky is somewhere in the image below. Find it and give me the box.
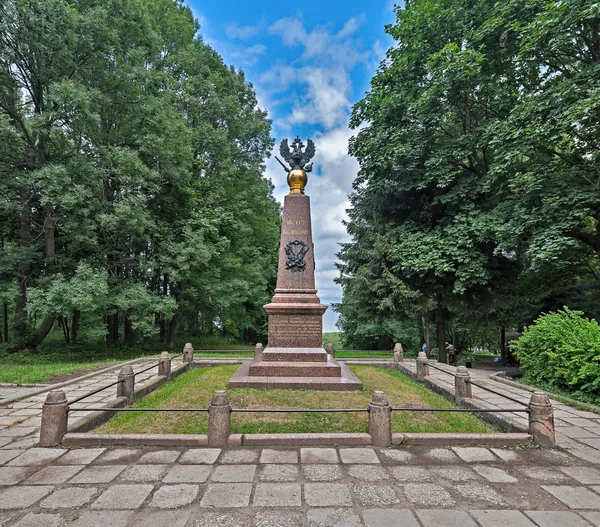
[187,1,397,331]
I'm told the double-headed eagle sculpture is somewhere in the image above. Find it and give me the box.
[276,136,315,173]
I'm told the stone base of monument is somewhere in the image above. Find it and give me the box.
[227,348,363,391]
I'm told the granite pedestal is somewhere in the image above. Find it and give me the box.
[228,188,361,391]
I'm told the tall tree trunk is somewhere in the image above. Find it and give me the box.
[166,310,179,351]
[418,316,425,348]
[2,303,7,342]
[436,295,447,363]
[15,201,32,330]
[112,313,119,343]
[2,304,6,342]
[106,315,114,344]
[500,326,506,365]
[71,310,80,344]
[62,316,70,344]
[424,312,431,358]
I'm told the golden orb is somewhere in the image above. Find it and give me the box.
[287,168,308,194]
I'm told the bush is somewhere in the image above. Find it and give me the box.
[513,308,600,399]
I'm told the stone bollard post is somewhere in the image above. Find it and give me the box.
[158,351,172,380]
[183,343,194,364]
[368,390,392,447]
[529,392,556,446]
[39,390,69,447]
[326,343,335,359]
[117,364,135,405]
[208,390,231,447]
[254,343,264,359]
[454,365,472,403]
[416,351,429,380]
[393,343,404,365]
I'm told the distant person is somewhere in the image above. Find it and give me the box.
[446,342,457,366]
[422,343,427,355]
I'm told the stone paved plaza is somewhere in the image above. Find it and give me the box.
[3,359,600,525]
[2,445,600,526]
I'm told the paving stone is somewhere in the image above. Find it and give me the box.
[40,487,98,509]
[211,464,256,482]
[163,465,212,483]
[518,467,571,482]
[254,510,303,527]
[55,448,105,465]
[0,450,24,465]
[92,484,153,509]
[307,508,361,527]
[0,416,25,426]
[339,448,379,464]
[304,483,352,506]
[252,483,301,506]
[25,465,84,484]
[541,485,600,509]
[423,448,460,463]
[392,466,433,482]
[0,427,36,438]
[581,512,600,526]
[381,449,415,463]
[187,511,251,527]
[130,510,190,527]
[71,510,134,527]
[353,484,399,506]
[259,449,298,464]
[402,483,454,507]
[524,511,591,527]
[97,449,140,464]
[347,465,388,481]
[362,509,419,527]
[560,466,600,484]
[150,484,199,508]
[69,465,127,484]
[11,512,64,527]
[567,448,600,464]
[472,465,518,483]
[557,427,599,439]
[0,439,10,449]
[3,437,38,450]
[490,448,521,462]
[7,448,65,466]
[200,483,252,508]
[259,464,299,482]
[416,509,478,527]
[303,464,344,481]
[455,483,505,505]
[452,447,496,463]
[220,449,259,464]
[120,464,169,482]
[470,510,537,526]
[178,448,221,465]
[300,448,339,464]
[138,450,181,464]
[0,466,35,485]
[0,485,53,509]
[433,466,478,481]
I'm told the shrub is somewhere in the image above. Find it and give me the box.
[513,308,600,399]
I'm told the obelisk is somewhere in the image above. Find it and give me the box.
[228,137,362,390]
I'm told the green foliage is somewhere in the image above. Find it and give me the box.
[513,308,600,398]
[336,0,600,357]
[0,0,279,351]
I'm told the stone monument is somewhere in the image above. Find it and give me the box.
[228,137,362,390]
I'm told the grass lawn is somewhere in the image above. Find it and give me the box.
[0,333,254,384]
[194,351,395,359]
[96,364,495,435]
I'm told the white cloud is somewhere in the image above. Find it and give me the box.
[225,21,264,40]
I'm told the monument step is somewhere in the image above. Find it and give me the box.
[248,360,342,378]
[262,347,328,363]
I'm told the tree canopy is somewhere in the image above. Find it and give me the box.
[336,0,600,356]
[0,0,280,350]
